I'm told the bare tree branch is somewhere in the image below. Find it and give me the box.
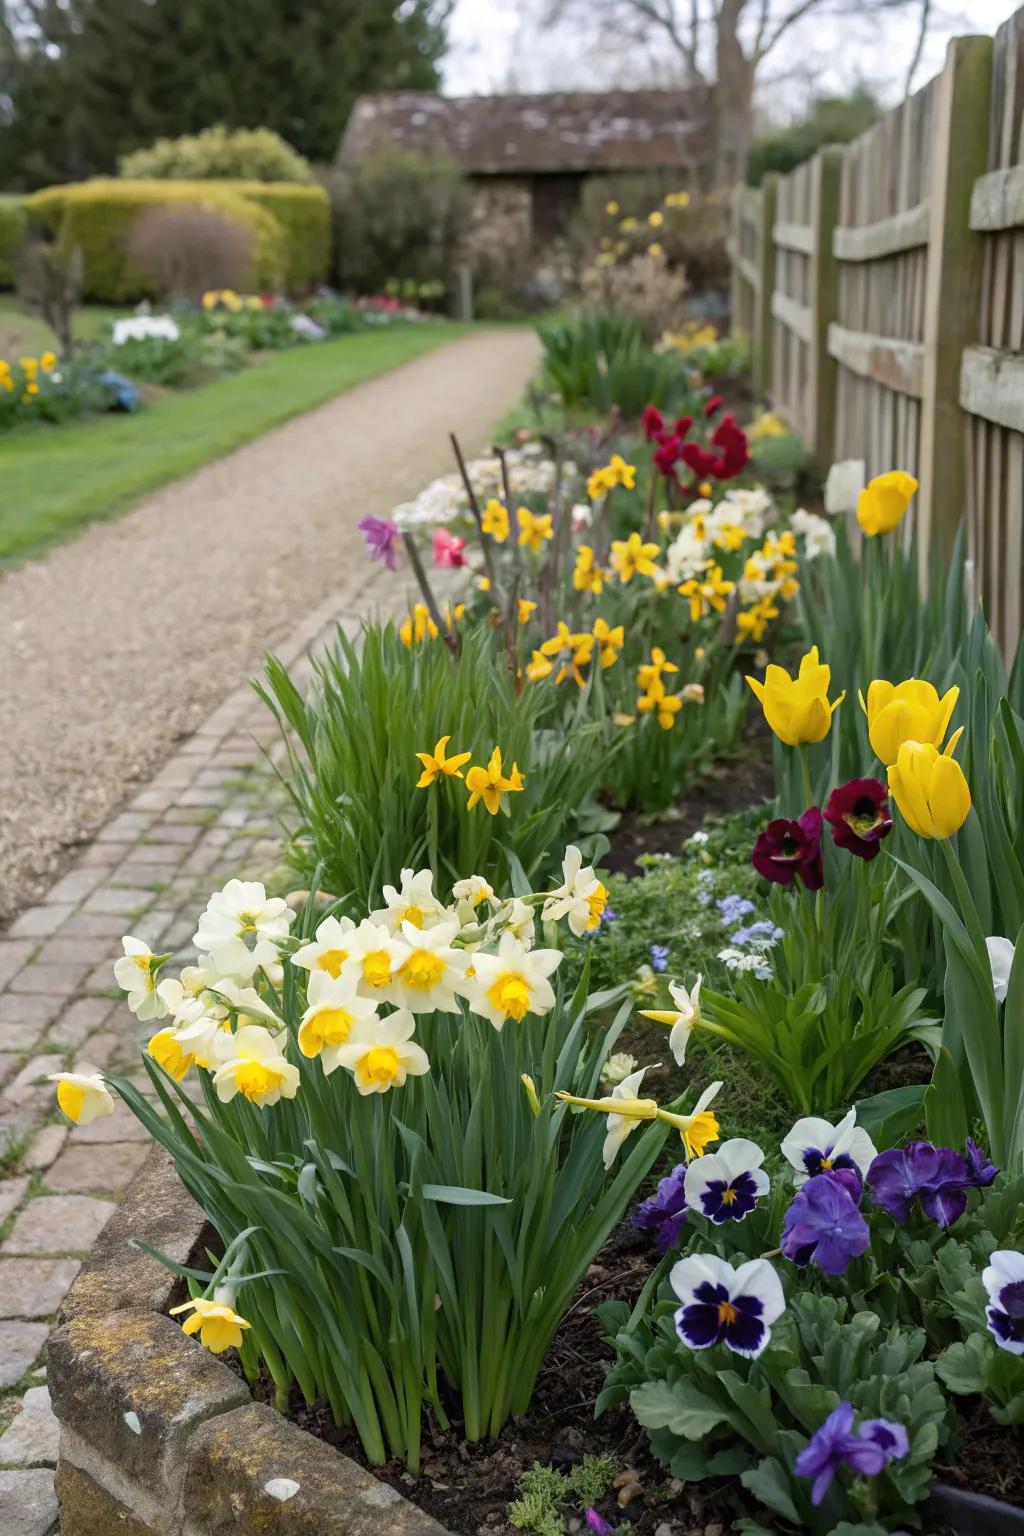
[903,0,932,95]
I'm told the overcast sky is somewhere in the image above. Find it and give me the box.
[442,0,1020,122]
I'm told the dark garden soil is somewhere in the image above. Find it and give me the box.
[935,1402,1024,1510]
[603,725,776,876]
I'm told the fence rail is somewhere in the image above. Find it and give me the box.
[732,9,1024,658]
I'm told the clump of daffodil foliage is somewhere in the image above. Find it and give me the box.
[51,849,728,1474]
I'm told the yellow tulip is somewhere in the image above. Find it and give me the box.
[857,471,918,536]
[859,678,959,766]
[745,646,845,746]
[888,739,971,839]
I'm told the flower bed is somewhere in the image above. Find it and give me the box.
[45,329,1024,1534]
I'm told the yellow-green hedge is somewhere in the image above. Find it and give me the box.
[0,196,26,289]
[25,179,329,302]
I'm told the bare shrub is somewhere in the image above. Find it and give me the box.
[17,237,83,356]
[125,205,253,305]
[580,253,689,343]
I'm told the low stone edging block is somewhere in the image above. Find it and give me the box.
[48,1145,451,1536]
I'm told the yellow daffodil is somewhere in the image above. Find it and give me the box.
[611,532,659,583]
[481,498,510,542]
[535,622,594,686]
[527,649,553,681]
[517,506,553,553]
[201,291,218,310]
[619,216,638,232]
[665,190,690,209]
[478,575,491,592]
[712,520,746,552]
[170,1295,250,1353]
[888,739,971,839]
[521,1073,541,1116]
[606,454,637,489]
[858,679,959,767]
[587,466,615,501]
[678,562,735,622]
[591,617,624,668]
[735,598,780,645]
[637,678,682,730]
[211,1025,300,1108]
[49,1071,114,1125]
[399,603,438,647]
[415,734,472,787]
[147,1028,194,1081]
[648,209,664,227]
[517,597,537,624]
[40,350,57,374]
[857,470,918,536]
[637,648,678,693]
[466,746,523,815]
[746,645,845,746]
[574,544,604,595]
[657,1082,723,1160]
[605,200,619,216]
[748,410,789,441]
[648,242,664,257]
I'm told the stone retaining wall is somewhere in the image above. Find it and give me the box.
[49,1147,451,1536]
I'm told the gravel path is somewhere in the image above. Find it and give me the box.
[0,325,540,923]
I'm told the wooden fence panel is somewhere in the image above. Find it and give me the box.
[962,8,1024,657]
[770,161,813,443]
[829,75,940,482]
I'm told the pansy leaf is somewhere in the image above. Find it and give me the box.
[629,1378,730,1441]
[740,1456,803,1524]
[935,1335,988,1395]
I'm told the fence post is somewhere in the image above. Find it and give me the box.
[754,173,778,401]
[729,185,744,336]
[807,146,843,465]
[918,34,993,571]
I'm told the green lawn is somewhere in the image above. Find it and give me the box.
[0,321,470,564]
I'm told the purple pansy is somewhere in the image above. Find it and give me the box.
[794,1401,909,1506]
[866,1139,998,1229]
[752,807,824,891]
[634,1164,688,1252]
[670,1253,785,1360]
[683,1138,769,1225]
[357,515,402,570]
[781,1174,870,1275]
[983,1250,1024,1355]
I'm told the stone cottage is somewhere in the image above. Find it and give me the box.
[337,89,711,283]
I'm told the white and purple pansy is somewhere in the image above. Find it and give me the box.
[683,1138,769,1225]
[781,1107,877,1187]
[983,1249,1024,1355]
[669,1252,785,1359]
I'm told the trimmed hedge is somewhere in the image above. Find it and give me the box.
[119,125,314,185]
[25,179,329,301]
[0,196,27,289]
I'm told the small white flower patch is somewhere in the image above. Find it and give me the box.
[264,1478,300,1502]
[123,1411,142,1435]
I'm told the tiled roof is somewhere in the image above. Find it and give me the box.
[338,89,711,175]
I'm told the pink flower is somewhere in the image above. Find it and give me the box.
[433,528,466,568]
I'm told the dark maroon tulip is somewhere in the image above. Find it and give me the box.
[752,806,824,891]
[824,778,893,860]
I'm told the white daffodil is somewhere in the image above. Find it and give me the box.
[594,1067,656,1171]
[334,1008,430,1095]
[491,897,536,949]
[391,919,471,1013]
[640,975,702,1066]
[452,875,495,909]
[113,936,169,1022]
[823,459,865,516]
[207,978,283,1028]
[986,936,1015,1004]
[600,1052,639,1087]
[542,845,608,936]
[193,880,294,962]
[49,1070,114,1125]
[159,992,229,1070]
[339,919,406,1003]
[465,932,562,1031]
[791,507,836,560]
[781,1107,877,1186]
[298,972,379,1073]
[147,1027,194,1081]
[291,915,356,979]
[684,1138,769,1224]
[369,868,447,933]
[211,1025,300,1108]
[720,486,771,537]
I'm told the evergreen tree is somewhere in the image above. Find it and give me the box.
[0,0,449,188]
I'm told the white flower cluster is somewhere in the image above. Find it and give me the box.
[391,443,577,529]
[791,507,837,561]
[112,315,181,346]
[112,849,609,1109]
[664,488,772,584]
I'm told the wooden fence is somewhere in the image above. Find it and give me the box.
[729,11,1024,657]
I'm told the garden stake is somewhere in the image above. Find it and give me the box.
[449,431,516,654]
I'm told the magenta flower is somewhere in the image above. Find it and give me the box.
[433,527,466,569]
[794,1402,909,1506]
[824,778,892,860]
[357,515,402,571]
[781,1174,870,1275]
[752,807,823,891]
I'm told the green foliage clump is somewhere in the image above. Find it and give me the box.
[328,149,468,297]
[509,1456,618,1535]
[120,124,313,184]
[0,197,27,289]
[537,312,693,419]
[747,89,881,185]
